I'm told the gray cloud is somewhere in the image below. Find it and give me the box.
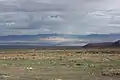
[0,0,120,35]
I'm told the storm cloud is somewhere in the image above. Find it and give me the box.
[0,0,120,35]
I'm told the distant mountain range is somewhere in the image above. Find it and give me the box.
[0,33,120,40]
[0,33,120,46]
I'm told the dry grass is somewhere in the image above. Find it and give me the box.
[0,49,119,80]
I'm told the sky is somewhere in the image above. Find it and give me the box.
[0,0,120,35]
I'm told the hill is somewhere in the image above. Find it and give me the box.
[83,40,120,48]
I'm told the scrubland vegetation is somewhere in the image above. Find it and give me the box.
[0,49,119,80]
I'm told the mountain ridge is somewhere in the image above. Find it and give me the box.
[0,33,120,46]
